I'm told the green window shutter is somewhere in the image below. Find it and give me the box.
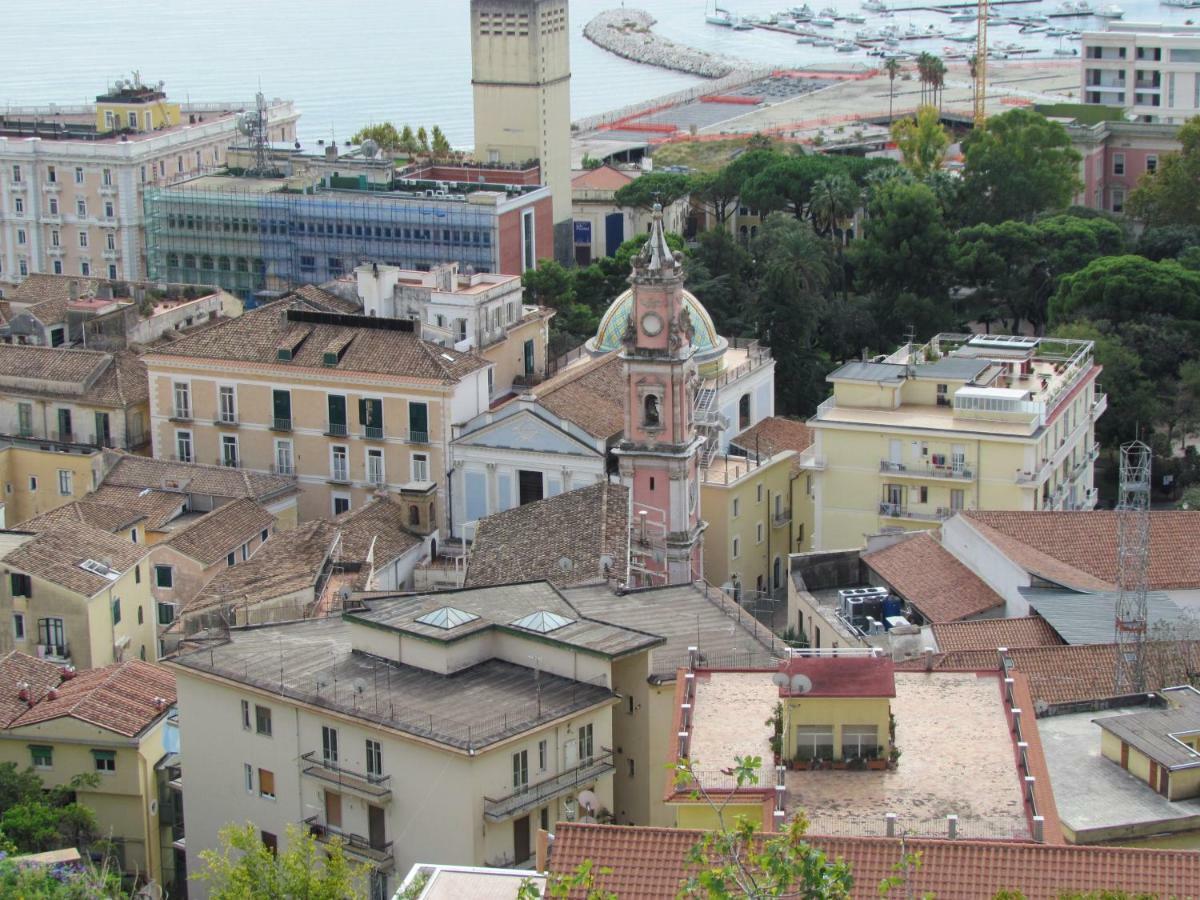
[357,398,367,425]
[408,402,428,442]
[91,749,116,762]
[29,745,52,767]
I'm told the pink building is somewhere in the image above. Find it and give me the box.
[1066,119,1181,215]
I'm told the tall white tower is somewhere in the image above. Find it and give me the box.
[470,0,573,264]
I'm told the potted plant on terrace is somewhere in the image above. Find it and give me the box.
[766,702,783,765]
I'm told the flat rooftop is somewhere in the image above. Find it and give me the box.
[689,672,777,788]
[1039,704,1200,843]
[785,673,1030,839]
[169,616,614,751]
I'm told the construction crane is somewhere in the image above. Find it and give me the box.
[974,0,988,125]
[1114,440,1152,694]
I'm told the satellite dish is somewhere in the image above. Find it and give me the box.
[236,112,255,136]
[361,138,380,159]
[790,674,813,695]
[599,554,614,572]
[353,678,367,695]
[771,672,789,688]
[557,556,575,573]
[577,789,598,811]
[315,674,331,691]
[338,586,352,602]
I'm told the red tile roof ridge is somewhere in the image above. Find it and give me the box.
[960,514,1115,592]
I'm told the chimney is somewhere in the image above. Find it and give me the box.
[68,281,80,302]
[534,828,551,873]
[923,648,934,671]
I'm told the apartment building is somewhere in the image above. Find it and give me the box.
[0,344,148,451]
[802,334,1106,550]
[570,165,691,265]
[728,416,817,555]
[0,78,297,289]
[0,652,177,889]
[140,297,493,523]
[166,581,656,899]
[1081,23,1200,123]
[1066,117,1181,215]
[0,437,104,526]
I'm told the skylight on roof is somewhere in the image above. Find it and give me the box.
[415,606,480,629]
[79,558,120,581]
[510,610,575,634]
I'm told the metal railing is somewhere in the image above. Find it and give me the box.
[484,751,615,821]
[215,413,238,426]
[406,430,429,444]
[303,816,393,865]
[272,462,295,476]
[271,417,292,431]
[326,422,348,437]
[878,502,954,522]
[329,465,351,484]
[218,456,241,469]
[300,750,391,798]
[362,425,384,440]
[171,408,192,421]
[879,460,973,481]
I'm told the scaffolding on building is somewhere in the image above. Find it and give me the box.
[1114,439,1151,694]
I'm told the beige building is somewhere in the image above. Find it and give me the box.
[1082,23,1200,123]
[167,581,655,899]
[0,78,297,289]
[0,438,104,526]
[0,509,155,668]
[803,334,1105,551]
[570,165,692,265]
[0,343,149,451]
[140,296,494,523]
[0,652,177,889]
[471,0,572,261]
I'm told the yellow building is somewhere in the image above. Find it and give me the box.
[1097,686,1200,802]
[726,416,818,558]
[0,515,155,667]
[0,652,177,889]
[0,439,102,526]
[803,334,1106,550]
[700,450,796,603]
[141,297,495,523]
[94,80,181,134]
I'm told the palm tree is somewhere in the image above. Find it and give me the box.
[884,58,902,123]
[915,52,935,106]
[929,56,947,110]
[967,53,980,112]
[810,174,858,245]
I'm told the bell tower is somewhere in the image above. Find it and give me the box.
[615,206,705,587]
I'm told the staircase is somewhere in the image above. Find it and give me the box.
[694,387,723,468]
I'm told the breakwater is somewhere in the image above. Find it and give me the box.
[583,9,743,79]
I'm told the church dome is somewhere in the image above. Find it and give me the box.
[587,288,727,363]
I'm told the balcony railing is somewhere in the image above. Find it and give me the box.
[878,502,955,522]
[37,643,69,661]
[362,425,384,441]
[303,817,393,867]
[772,507,792,528]
[171,408,192,422]
[798,446,825,470]
[407,430,429,444]
[880,460,974,481]
[300,751,391,799]
[271,417,292,431]
[218,456,240,469]
[214,413,238,426]
[326,422,348,437]
[272,462,295,476]
[484,751,614,822]
[329,466,351,484]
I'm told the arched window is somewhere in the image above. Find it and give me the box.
[644,394,660,427]
[738,393,751,430]
[409,505,420,526]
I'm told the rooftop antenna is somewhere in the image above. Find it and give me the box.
[1114,438,1151,694]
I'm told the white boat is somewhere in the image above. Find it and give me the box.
[861,0,888,10]
[949,12,976,22]
[791,3,816,17]
[732,16,755,29]
[882,49,911,59]
[1054,46,1079,54]
[844,12,867,23]
[1096,3,1123,16]
[946,31,977,41]
[813,36,837,45]
[1053,1,1093,15]
[855,26,880,38]
[1163,0,1200,7]
[1045,27,1070,35]
[818,6,839,15]
[706,3,734,25]
[835,40,858,50]
[1067,31,1082,39]
[812,16,836,26]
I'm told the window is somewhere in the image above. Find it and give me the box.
[628,758,635,777]
[154,565,174,589]
[137,606,143,625]
[408,401,429,443]
[578,724,592,763]
[261,830,278,854]
[10,164,19,183]
[16,229,26,246]
[1112,188,1126,214]
[47,165,56,184]
[50,229,61,247]
[241,699,251,730]
[359,397,383,439]
[919,485,928,504]
[794,725,835,761]
[841,725,879,759]
[103,201,114,219]
[13,197,23,215]
[732,536,740,559]
[326,394,347,435]
[244,763,254,792]
[255,704,272,736]
[18,259,27,277]
[48,198,58,216]
[643,394,660,427]
[756,522,764,544]
[322,725,339,765]
[261,529,269,543]
[28,476,37,492]
[80,262,90,276]
[30,745,52,769]
[333,495,351,516]
[331,445,349,482]
[258,768,275,799]
[217,386,238,423]
[366,739,383,779]
[274,439,294,476]
[57,470,72,496]
[1147,155,1158,174]
[111,597,121,625]
[221,434,239,468]
[512,749,529,792]
[157,602,175,626]
[521,209,535,271]
[76,199,87,217]
[411,453,429,483]
[227,552,236,567]
[13,613,25,641]
[52,260,63,275]
[175,431,193,463]
[367,448,384,486]
[1112,153,1125,176]
[92,749,116,773]
[38,618,64,657]
[74,167,83,185]
[732,497,740,517]
[538,739,548,771]
[173,382,191,419]
[738,394,751,430]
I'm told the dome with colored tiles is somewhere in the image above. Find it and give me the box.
[588,288,725,359]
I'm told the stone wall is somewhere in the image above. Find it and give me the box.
[583,9,742,78]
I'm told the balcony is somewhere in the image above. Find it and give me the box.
[878,502,955,522]
[329,466,351,485]
[484,750,614,822]
[51,431,76,443]
[879,460,974,482]
[1092,391,1107,419]
[797,446,826,471]
[366,473,386,488]
[214,413,238,427]
[102,248,119,260]
[99,183,117,197]
[169,408,192,423]
[43,181,61,193]
[362,425,385,441]
[772,507,792,528]
[272,462,295,477]
[217,456,240,469]
[325,422,349,437]
[406,430,430,444]
[300,751,391,801]
[303,817,393,869]
[36,643,69,662]
[271,417,292,432]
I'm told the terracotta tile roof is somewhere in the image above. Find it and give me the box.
[963,510,1200,590]
[335,498,423,588]
[536,354,626,440]
[0,345,146,408]
[931,617,1065,653]
[8,274,102,324]
[0,652,66,727]
[144,299,488,384]
[101,451,298,503]
[730,416,814,456]
[777,655,896,698]
[548,823,1200,899]
[863,533,1005,624]
[465,482,629,589]
[87,484,188,531]
[290,284,362,314]
[2,522,146,596]
[0,300,12,325]
[4,657,175,737]
[164,498,275,566]
[571,165,635,191]
[22,500,146,535]
[185,520,338,614]
[894,641,1200,710]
